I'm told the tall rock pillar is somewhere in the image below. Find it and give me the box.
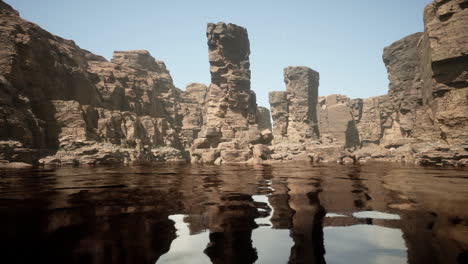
[284,67,320,140]
[191,22,272,164]
[203,22,257,140]
[269,66,320,143]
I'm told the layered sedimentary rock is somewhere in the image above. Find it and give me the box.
[1,0,467,167]
[369,0,468,165]
[268,0,468,166]
[270,67,319,142]
[0,2,272,166]
[178,83,208,148]
[0,2,187,166]
[268,67,322,161]
[190,22,272,164]
[317,94,360,148]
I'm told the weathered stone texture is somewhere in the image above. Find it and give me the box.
[0,4,185,165]
[269,67,319,144]
[317,94,359,148]
[284,67,320,141]
[189,22,270,164]
[178,83,208,148]
[204,22,257,134]
[256,106,272,131]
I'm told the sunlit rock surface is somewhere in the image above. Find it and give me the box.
[268,0,468,166]
[190,22,271,165]
[0,0,467,167]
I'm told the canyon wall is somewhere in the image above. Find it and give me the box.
[0,0,466,167]
[0,2,271,167]
[0,1,186,165]
[269,0,468,166]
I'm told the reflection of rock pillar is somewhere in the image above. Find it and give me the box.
[287,177,325,263]
[204,194,259,264]
[202,166,260,264]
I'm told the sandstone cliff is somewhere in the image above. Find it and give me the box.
[0,2,272,167]
[0,0,466,167]
[268,0,468,166]
[0,1,189,166]
[189,22,272,165]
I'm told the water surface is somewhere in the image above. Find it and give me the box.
[1,162,468,264]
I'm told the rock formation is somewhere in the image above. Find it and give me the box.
[0,0,466,167]
[0,2,273,167]
[268,67,324,161]
[0,1,189,166]
[268,0,468,166]
[190,22,272,164]
[270,67,319,142]
[178,83,209,148]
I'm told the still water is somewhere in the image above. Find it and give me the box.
[1,162,468,264]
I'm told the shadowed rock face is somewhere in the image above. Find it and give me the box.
[256,106,272,131]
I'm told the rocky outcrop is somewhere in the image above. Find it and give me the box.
[178,83,208,148]
[268,67,322,161]
[256,106,272,131]
[270,67,319,142]
[0,3,186,166]
[190,22,271,164]
[0,0,466,167]
[317,94,360,148]
[268,0,467,166]
[0,2,273,167]
[374,0,468,165]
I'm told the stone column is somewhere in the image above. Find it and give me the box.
[204,22,258,142]
[284,66,320,140]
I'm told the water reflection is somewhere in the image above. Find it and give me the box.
[251,194,294,264]
[352,211,401,220]
[0,162,467,263]
[324,225,407,264]
[158,215,210,263]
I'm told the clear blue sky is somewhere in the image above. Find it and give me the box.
[7,0,433,108]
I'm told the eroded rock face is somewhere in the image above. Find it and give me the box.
[284,67,320,141]
[269,67,319,143]
[0,4,185,165]
[178,83,208,148]
[268,0,467,166]
[204,22,256,134]
[317,94,359,148]
[190,22,271,164]
[1,0,466,167]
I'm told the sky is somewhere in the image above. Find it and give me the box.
[6,0,433,108]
